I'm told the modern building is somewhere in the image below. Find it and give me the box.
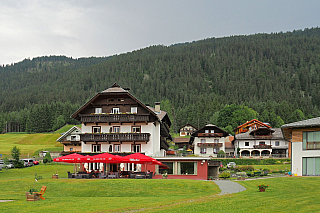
[282,117,320,176]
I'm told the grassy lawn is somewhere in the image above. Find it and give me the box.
[0,125,80,158]
[0,164,320,212]
[252,164,291,172]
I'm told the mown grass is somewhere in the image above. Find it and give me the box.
[0,164,219,213]
[0,124,80,157]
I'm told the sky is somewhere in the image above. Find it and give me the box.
[0,0,319,65]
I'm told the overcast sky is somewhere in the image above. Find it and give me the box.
[0,1,319,65]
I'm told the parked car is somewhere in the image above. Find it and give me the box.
[22,158,34,167]
[4,163,14,169]
[0,160,3,170]
[33,161,39,165]
[227,162,236,168]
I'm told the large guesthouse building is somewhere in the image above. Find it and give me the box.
[71,83,172,157]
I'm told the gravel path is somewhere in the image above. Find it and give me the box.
[212,180,247,195]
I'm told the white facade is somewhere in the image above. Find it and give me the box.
[193,136,226,157]
[81,121,163,157]
[291,142,320,176]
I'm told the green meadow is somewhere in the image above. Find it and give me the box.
[0,164,320,213]
[0,125,80,157]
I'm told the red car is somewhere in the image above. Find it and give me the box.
[33,161,39,165]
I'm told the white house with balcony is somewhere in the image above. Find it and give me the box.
[70,83,172,158]
[233,127,288,158]
[190,124,230,157]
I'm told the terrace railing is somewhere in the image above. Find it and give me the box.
[80,133,150,142]
[79,114,150,123]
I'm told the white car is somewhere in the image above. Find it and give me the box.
[227,162,236,168]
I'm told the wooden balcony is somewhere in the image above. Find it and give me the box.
[80,133,150,143]
[197,133,223,137]
[79,114,150,124]
[253,145,272,149]
[197,143,223,147]
[253,135,272,139]
[160,137,169,150]
[160,123,171,138]
[61,141,81,145]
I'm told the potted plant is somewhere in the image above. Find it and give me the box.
[257,183,269,192]
[26,187,39,201]
[162,170,168,179]
[52,172,58,179]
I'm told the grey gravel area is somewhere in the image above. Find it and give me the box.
[212,180,247,195]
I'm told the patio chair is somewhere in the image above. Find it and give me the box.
[34,186,47,200]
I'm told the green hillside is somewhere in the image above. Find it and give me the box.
[0,28,320,134]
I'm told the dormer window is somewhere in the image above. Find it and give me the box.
[131,107,137,114]
[95,108,102,114]
[111,108,120,114]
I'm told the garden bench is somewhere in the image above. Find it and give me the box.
[34,186,47,200]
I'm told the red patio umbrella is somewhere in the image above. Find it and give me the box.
[121,153,158,164]
[90,153,123,164]
[53,153,85,163]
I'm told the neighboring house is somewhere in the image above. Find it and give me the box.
[190,124,230,157]
[173,137,192,149]
[234,119,271,134]
[281,117,320,176]
[71,83,172,158]
[224,136,235,158]
[179,123,197,136]
[56,126,82,154]
[233,127,288,158]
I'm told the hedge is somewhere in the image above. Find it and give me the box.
[216,158,291,166]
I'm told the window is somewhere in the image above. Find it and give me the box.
[92,145,101,152]
[71,136,76,141]
[200,148,206,154]
[210,130,214,133]
[214,139,219,143]
[259,141,265,145]
[107,99,114,102]
[200,139,206,143]
[114,144,121,152]
[70,148,73,151]
[92,126,101,133]
[95,108,102,114]
[131,107,137,113]
[111,108,120,114]
[245,142,249,146]
[113,126,120,133]
[178,162,197,175]
[159,162,174,175]
[303,157,320,176]
[275,141,280,146]
[303,131,320,150]
[213,148,219,154]
[132,145,141,153]
[132,126,141,133]
[205,130,209,133]
[118,98,124,102]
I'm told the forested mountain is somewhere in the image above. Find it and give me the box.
[1,28,320,134]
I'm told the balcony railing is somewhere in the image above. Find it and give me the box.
[197,133,223,137]
[197,143,223,147]
[80,133,150,142]
[253,145,272,149]
[79,114,150,123]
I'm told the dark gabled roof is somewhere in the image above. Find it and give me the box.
[179,123,198,131]
[71,83,159,121]
[281,117,320,128]
[191,124,230,137]
[234,128,284,140]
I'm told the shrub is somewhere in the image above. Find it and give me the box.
[43,152,53,164]
[219,172,231,179]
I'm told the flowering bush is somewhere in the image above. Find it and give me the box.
[257,183,269,189]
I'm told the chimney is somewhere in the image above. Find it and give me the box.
[155,102,160,113]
